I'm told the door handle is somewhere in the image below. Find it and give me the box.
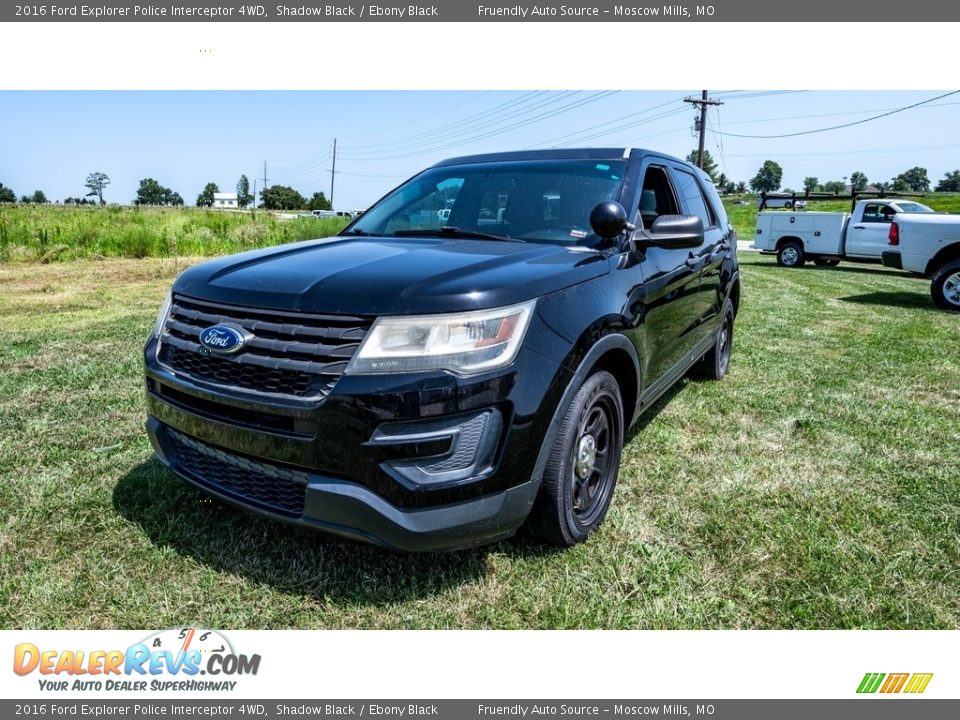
[853,225,866,230]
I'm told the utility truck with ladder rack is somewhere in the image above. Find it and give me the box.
[752,192,936,268]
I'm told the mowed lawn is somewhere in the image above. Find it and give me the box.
[0,254,957,629]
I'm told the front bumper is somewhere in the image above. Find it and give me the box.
[147,417,539,551]
[143,336,567,551]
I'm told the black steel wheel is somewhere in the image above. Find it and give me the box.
[695,302,734,380]
[527,370,624,546]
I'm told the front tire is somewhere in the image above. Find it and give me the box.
[527,370,624,547]
[930,259,960,312]
[777,241,805,268]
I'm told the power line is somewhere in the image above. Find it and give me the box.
[715,100,960,127]
[524,97,685,148]
[338,91,582,157]
[712,106,727,175]
[337,91,622,162]
[711,90,809,101]
[338,91,494,140]
[724,143,960,159]
[338,91,554,154]
[552,106,690,147]
[269,92,550,172]
[713,90,960,139]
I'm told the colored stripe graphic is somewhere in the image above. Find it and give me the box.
[857,673,885,693]
[880,673,909,693]
[857,672,932,694]
[904,673,933,694]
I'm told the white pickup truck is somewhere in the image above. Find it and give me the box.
[883,215,960,312]
[752,198,938,268]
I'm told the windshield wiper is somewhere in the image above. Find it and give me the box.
[392,226,524,243]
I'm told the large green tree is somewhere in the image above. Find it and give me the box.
[196,182,219,207]
[892,167,930,192]
[85,172,110,205]
[135,178,182,206]
[0,183,17,203]
[236,174,253,208]
[822,180,846,194]
[686,149,719,182]
[849,171,869,193]
[307,191,332,211]
[749,160,783,193]
[802,177,820,194]
[935,170,960,192]
[259,185,306,210]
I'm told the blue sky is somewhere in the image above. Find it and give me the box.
[1,90,958,209]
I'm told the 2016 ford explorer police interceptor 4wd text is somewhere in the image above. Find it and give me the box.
[143,149,740,550]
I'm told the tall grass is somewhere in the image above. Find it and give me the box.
[0,205,348,262]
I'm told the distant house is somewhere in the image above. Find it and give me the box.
[213,192,238,209]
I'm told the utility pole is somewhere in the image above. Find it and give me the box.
[684,91,723,169]
[252,179,257,210]
[262,161,269,190]
[329,138,337,210]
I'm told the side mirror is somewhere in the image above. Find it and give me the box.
[590,201,634,241]
[647,214,704,249]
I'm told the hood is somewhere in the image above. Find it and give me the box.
[173,235,610,315]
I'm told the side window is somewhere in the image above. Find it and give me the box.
[638,166,680,230]
[673,169,716,228]
[862,203,894,223]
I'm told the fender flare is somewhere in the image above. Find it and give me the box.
[528,333,640,489]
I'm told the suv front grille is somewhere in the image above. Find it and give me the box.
[169,429,307,517]
[157,294,373,399]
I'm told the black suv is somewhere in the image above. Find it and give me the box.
[144,149,739,550]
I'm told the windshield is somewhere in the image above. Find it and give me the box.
[893,202,934,214]
[346,159,627,246]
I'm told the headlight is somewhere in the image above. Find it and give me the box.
[150,291,172,339]
[346,300,536,375]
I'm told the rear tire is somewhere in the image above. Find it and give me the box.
[930,259,960,313]
[777,241,805,268]
[527,370,624,547]
[696,303,734,380]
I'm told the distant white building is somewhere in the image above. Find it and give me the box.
[213,192,238,209]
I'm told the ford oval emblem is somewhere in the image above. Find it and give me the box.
[199,325,247,354]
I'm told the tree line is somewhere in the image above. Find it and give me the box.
[5,159,960,207]
[0,172,333,211]
[693,150,960,195]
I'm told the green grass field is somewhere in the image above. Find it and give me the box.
[0,205,347,262]
[1,253,957,629]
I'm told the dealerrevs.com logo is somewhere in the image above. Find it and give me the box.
[13,628,261,693]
